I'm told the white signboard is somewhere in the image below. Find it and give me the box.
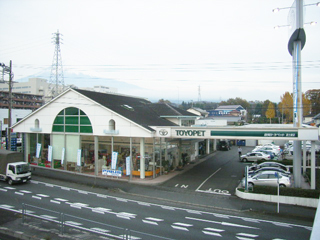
[61,148,65,165]
[77,149,82,166]
[36,143,41,158]
[111,151,118,170]
[126,156,131,176]
[48,145,53,162]
[102,169,122,177]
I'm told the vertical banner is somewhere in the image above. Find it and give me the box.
[111,151,118,170]
[126,156,131,176]
[77,149,82,166]
[48,145,53,162]
[36,143,41,158]
[61,148,65,165]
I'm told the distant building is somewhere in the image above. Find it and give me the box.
[80,85,118,94]
[208,105,246,117]
[0,78,50,96]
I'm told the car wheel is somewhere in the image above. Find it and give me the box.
[8,178,13,185]
[248,183,254,189]
[242,158,247,162]
[279,184,286,187]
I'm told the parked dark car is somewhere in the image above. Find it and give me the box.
[218,140,230,151]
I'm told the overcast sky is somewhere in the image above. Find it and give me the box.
[1,0,319,103]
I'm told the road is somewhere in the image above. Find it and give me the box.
[0,172,312,240]
[161,146,251,196]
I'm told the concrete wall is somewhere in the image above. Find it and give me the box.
[236,188,318,208]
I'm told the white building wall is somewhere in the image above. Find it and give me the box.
[0,109,32,131]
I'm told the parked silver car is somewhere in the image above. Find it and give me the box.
[248,162,290,173]
[240,152,271,162]
[241,170,291,188]
[248,167,291,177]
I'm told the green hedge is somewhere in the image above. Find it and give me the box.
[250,185,320,199]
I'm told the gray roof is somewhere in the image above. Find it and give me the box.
[74,89,197,131]
[216,105,244,110]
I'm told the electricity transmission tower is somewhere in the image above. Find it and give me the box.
[49,30,64,99]
[198,85,201,102]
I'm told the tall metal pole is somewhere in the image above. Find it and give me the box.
[292,0,304,188]
[8,60,12,151]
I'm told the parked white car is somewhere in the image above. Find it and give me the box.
[253,146,280,155]
[241,170,291,188]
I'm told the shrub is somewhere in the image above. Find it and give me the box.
[251,185,320,199]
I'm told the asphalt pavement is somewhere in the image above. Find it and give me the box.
[0,149,318,239]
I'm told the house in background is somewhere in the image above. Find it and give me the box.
[208,105,246,117]
[187,107,208,118]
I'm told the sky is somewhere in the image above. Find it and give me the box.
[0,0,319,103]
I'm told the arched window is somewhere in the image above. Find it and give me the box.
[109,119,116,131]
[35,119,40,129]
[52,107,93,133]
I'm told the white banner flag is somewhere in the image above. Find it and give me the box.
[48,145,53,162]
[111,152,118,170]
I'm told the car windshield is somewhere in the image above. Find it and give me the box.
[16,164,30,174]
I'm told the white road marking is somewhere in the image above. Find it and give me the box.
[116,214,131,220]
[241,217,260,223]
[145,217,164,222]
[0,205,14,209]
[161,206,175,210]
[90,227,110,233]
[32,195,42,200]
[187,210,202,215]
[137,202,151,206]
[237,233,259,238]
[116,198,128,202]
[37,194,50,197]
[54,198,68,202]
[173,222,193,227]
[65,221,82,226]
[50,200,61,204]
[78,190,88,194]
[97,194,107,198]
[61,187,70,191]
[0,188,8,192]
[19,190,32,194]
[214,213,230,219]
[186,217,260,230]
[195,168,221,191]
[142,220,159,225]
[40,215,57,220]
[45,183,54,187]
[202,231,222,237]
[15,192,24,196]
[236,237,255,240]
[171,225,189,231]
[4,187,15,190]
[204,227,224,232]
[272,222,292,228]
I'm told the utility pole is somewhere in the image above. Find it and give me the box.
[0,60,13,151]
[8,60,12,151]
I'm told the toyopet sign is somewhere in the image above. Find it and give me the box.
[156,128,209,138]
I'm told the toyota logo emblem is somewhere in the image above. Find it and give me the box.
[159,129,168,136]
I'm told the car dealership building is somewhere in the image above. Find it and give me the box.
[12,88,319,188]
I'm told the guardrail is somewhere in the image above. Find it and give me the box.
[21,203,175,240]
